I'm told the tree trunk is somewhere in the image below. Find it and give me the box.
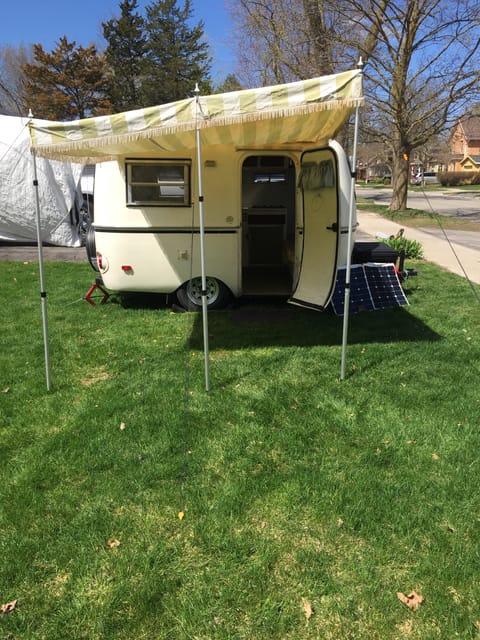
[389,151,410,211]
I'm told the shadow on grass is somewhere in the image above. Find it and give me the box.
[187,297,441,349]
[112,292,440,348]
[115,292,172,309]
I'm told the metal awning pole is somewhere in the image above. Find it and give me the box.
[31,144,52,391]
[340,58,363,381]
[195,85,210,391]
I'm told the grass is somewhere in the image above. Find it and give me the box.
[1,259,480,639]
[357,200,480,232]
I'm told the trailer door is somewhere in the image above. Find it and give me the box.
[289,147,340,311]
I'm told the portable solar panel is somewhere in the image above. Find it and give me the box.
[364,263,409,309]
[331,263,408,315]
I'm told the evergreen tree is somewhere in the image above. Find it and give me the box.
[143,0,212,105]
[103,0,147,112]
[22,37,112,120]
[214,74,243,94]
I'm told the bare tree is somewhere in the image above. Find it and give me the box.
[344,0,480,210]
[0,45,30,116]
[227,0,351,86]
[228,0,480,212]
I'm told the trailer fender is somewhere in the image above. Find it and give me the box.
[85,225,100,272]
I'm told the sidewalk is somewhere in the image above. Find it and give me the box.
[357,210,480,285]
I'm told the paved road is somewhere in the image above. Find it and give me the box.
[357,186,480,221]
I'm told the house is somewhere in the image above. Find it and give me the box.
[356,142,391,182]
[449,115,480,172]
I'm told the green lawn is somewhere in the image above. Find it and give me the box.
[357,185,480,232]
[357,202,480,233]
[1,260,479,639]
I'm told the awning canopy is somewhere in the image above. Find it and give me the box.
[29,69,363,163]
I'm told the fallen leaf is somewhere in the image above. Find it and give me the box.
[397,591,424,611]
[302,598,313,621]
[2,387,10,394]
[106,538,121,549]
[178,511,185,521]
[0,600,17,615]
[432,453,440,460]
[337,517,344,527]
[119,422,126,431]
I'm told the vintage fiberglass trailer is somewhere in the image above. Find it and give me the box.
[29,69,364,311]
[90,139,354,310]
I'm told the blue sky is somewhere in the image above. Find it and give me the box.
[0,0,235,81]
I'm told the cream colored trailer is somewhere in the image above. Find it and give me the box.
[29,69,363,311]
[91,139,354,310]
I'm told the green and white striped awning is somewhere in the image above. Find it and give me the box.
[29,69,363,162]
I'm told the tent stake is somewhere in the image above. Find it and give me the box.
[340,58,363,381]
[31,146,52,391]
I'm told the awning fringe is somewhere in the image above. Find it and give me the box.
[31,96,364,162]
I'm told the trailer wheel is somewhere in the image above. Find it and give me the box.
[176,277,231,311]
[85,225,99,272]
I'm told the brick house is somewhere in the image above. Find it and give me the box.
[449,115,480,172]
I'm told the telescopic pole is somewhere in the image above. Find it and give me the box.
[340,59,363,381]
[194,84,210,391]
[31,142,52,391]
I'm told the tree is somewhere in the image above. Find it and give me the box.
[0,45,30,116]
[340,0,480,210]
[230,0,480,211]
[103,0,147,112]
[228,0,352,87]
[22,37,112,120]
[142,0,212,105]
[214,73,243,94]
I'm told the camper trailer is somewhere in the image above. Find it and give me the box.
[29,68,364,311]
[89,140,355,311]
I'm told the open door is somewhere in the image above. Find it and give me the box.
[289,147,341,310]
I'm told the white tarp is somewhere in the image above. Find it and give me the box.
[0,115,83,246]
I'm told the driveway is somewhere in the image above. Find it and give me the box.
[0,243,87,262]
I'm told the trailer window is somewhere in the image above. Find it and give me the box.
[254,173,286,183]
[126,159,191,206]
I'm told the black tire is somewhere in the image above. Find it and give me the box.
[176,276,231,311]
[85,225,99,272]
[79,195,94,243]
